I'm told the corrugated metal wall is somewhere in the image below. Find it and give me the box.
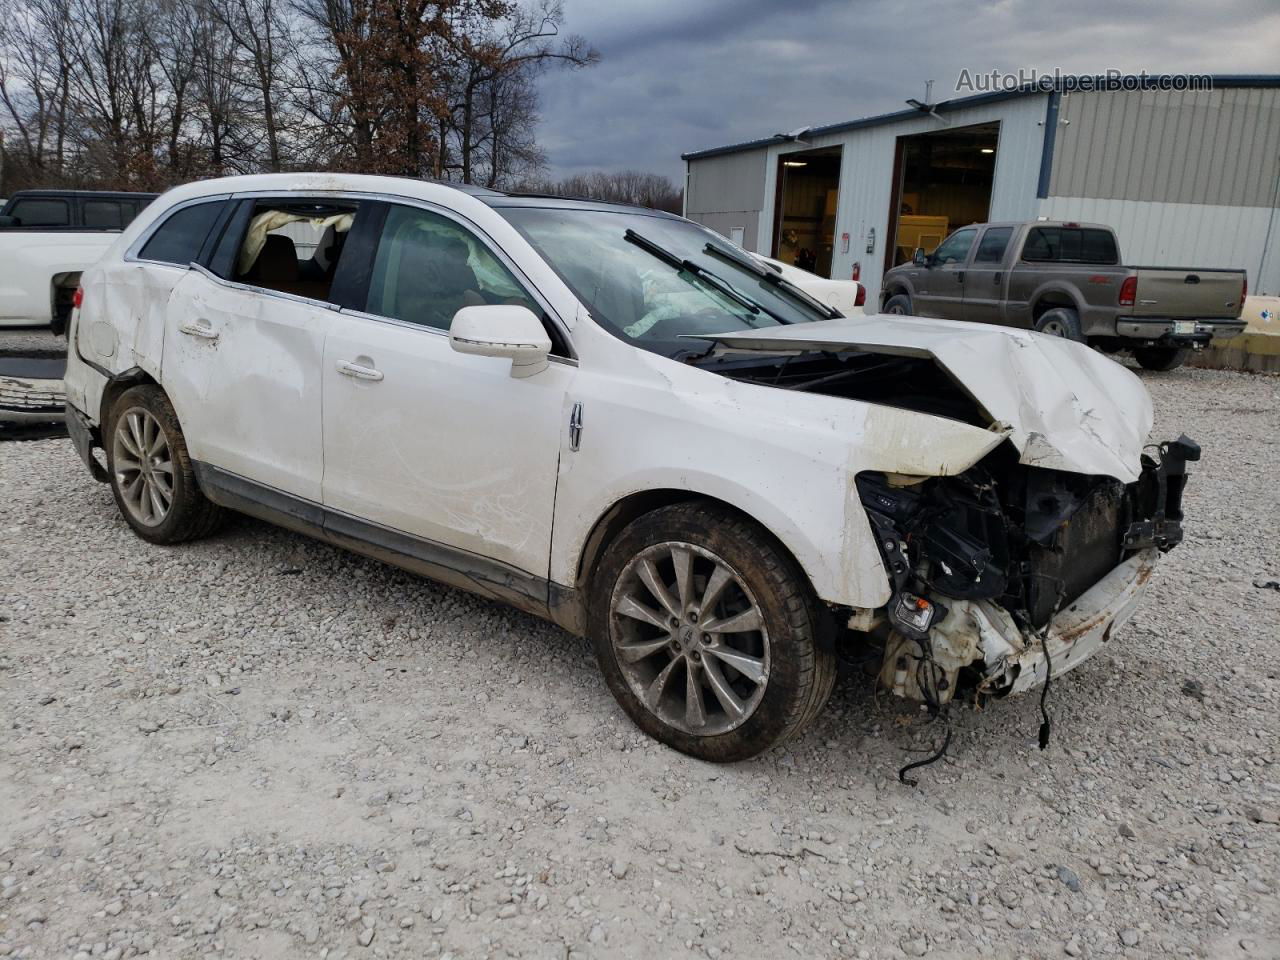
[1050,88,1280,206]
[683,149,769,251]
[1046,87,1280,294]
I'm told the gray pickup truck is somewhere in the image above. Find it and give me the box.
[880,220,1247,370]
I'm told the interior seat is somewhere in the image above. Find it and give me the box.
[243,233,331,301]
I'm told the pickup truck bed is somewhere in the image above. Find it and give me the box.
[881,220,1247,371]
[0,190,156,331]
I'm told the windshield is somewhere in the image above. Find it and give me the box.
[496,206,832,358]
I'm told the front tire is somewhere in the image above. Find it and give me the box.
[589,502,837,762]
[1134,346,1189,371]
[883,293,912,315]
[105,385,223,544]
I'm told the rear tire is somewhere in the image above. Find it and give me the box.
[1034,307,1084,342]
[1134,346,1189,371]
[589,502,837,762]
[105,385,223,544]
[883,294,912,315]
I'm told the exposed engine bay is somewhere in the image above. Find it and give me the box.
[713,347,1199,709]
[854,433,1197,707]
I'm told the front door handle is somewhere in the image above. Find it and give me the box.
[993,272,1002,285]
[178,318,219,340]
[336,359,384,382]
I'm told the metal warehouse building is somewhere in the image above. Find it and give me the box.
[681,76,1280,305]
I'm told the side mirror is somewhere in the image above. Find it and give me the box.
[449,304,551,379]
[912,247,927,267]
[0,215,17,228]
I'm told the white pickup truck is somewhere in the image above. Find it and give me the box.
[0,190,157,332]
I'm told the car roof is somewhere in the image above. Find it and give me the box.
[478,192,684,219]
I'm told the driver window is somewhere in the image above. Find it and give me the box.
[932,228,976,266]
[366,204,539,331]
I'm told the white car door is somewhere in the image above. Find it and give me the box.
[160,196,360,502]
[321,201,573,583]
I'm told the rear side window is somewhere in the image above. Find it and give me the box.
[8,198,69,226]
[974,227,1013,264]
[83,200,126,229]
[1022,227,1118,264]
[139,201,226,266]
[225,198,363,303]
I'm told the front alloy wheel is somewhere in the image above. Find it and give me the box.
[590,502,837,762]
[610,542,770,735]
[112,407,175,526]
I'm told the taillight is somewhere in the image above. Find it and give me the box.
[851,261,861,282]
[73,287,84,309]
[1242,275,1248,303]
[854,283,866,307]
[1118,276,1137,306]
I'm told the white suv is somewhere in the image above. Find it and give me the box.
[63,173,1196,762]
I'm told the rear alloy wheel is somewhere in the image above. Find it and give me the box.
[1034,307,1084,341]
[112,407,174,527]
[106,385,223,544]
[591,502,836,762]
[1134,346,1189,371]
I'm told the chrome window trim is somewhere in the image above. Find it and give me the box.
[124,193,234,266]
[188,260,341,311]
[333,306,578,367]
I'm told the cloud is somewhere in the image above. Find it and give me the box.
[535,0,1280,181]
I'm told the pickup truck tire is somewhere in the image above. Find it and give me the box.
[105,385,224,544]
[590,502,837,762]
[1134,346,1189,371]
[883,294,913,315]
[1034,308,1084,342]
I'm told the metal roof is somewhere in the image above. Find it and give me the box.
[681,74,1280,162]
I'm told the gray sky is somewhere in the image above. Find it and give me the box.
[536,0,1280,183]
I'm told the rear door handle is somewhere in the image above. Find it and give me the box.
[336,359,383,382]
[178,318,219,340]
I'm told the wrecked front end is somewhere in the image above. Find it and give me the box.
[699,316,1199,723]
[855,435,1199,708]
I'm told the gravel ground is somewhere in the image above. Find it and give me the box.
[2,365,1278,960]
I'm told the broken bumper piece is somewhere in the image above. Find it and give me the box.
[878,549,1158,702]
[978,548,1156,695]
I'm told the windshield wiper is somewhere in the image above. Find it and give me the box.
[623,229,788,324]
[703,243,842,319]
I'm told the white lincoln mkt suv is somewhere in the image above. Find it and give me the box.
[62,174,1198,763]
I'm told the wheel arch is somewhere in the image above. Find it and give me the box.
[880,281,913,310]
[557,487,831,637]
[98,367,161,429]
[1030,284,1084,321]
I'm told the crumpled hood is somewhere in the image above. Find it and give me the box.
[702,314,1154,483]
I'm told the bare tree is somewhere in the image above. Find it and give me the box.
[0,0,599,193]
[438,0,597,184]
[0,0,74,185]
[519,169,684,213]
[213,0,294,170]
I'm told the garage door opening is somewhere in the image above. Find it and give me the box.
[772,147,841,277]
[886,122,999,269]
